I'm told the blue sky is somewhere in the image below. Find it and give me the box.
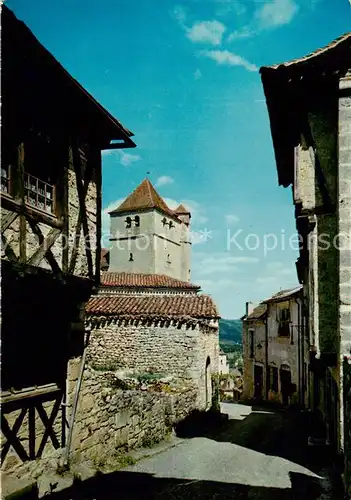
[7,0,350,318]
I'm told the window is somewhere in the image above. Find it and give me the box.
[24,172,54,214]
[129,253,134,262]
[169,220,174,228]
[134,215,140,227]
[278,307,290,337]
[161,217,167,226]
[1,165,10,194]
[125,217,132,228]
[269,366,278,392]
[166,253,171,265]
[249,330,255,358]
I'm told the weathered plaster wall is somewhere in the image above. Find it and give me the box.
[108,208,191,281]
[109,211,156,274]
[242,319,266,400]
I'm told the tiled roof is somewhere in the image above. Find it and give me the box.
[86,294,219,319]
[247,304,267,320]
[262,285,302,304]
[100,272,200,290]
[260,32,351,71]
[109,179,179,219]
[174,204,190,215]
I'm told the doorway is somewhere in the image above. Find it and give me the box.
[205,357,211,408]
[254,364,264,401]
[280,365,292,406]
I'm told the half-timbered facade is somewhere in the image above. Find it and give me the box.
[1,5,135,470]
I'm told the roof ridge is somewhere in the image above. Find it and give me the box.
[260,31,351,71]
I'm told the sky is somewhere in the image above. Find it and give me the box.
[7,0,350,318]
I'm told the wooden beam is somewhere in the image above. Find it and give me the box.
[1,195,64,229]
[18,143,26,263]
[70,142,93,278]
[27,219,62,274]
[36,397,62,457]
[1,211,18,233]
[1,409,29,462]
[26,227,61,267]
[95,149,102,286]
[1,233,19,262]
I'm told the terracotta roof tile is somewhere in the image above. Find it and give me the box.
[86,294,219,319]
[101,272,200,290]
[247,304,267,320]
[260,32,351,71]
[109,179,179,219]
[174,204,190,215]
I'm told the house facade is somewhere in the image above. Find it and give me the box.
[242,287,308,407]
[219,350,230,375]
[260,33,351,491]
[1,5,135,475]
[108,179,191,282]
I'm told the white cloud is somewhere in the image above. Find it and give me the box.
[172,4,187,24]
[101,198,125,246]
[164,197,208,225]
[216,0,247,18]
[101,149,142,166]
[155,176,174,187]
[193,252,259,276]
[186,20,226,46]
[200,49,258,72]
[194,68,202,80]
[225,214,240,225]
[227,27,254,42]
[227,0,299,42]
[119,152,142,167]
[255,0,299,29]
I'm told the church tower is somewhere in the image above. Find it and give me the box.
[108,179,192,281]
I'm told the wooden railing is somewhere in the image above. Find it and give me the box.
[24,172,55,215]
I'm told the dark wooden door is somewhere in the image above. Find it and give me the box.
[254,365,263,400]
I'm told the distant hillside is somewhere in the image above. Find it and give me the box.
[219,319,242,346]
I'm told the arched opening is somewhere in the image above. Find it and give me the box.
[205,356,211,408]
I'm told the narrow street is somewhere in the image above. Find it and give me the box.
[49,403,343,500]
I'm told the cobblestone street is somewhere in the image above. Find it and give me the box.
[48,403,343,500]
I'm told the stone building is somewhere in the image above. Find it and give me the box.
[260,33,351,491]
[242,287,307,407]
[108,178,191,282]
[0,4,135,487]
[85,272,220,410]
[219,350,230,375]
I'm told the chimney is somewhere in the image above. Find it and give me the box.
[245,301,255,317]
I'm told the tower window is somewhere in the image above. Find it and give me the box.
[169,220,174,228]
[129,253,134,262]
[162,217,167,226]
[125,217,132,228]
[134,215,140,227]
[166,253,171,264]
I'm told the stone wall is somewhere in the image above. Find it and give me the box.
[339,73,351,494]
[69,365,198,460]
[86,320,219,408]
[2,361,199,490]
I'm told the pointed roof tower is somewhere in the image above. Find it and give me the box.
[109,178,178,219]
[174,204,190,215]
